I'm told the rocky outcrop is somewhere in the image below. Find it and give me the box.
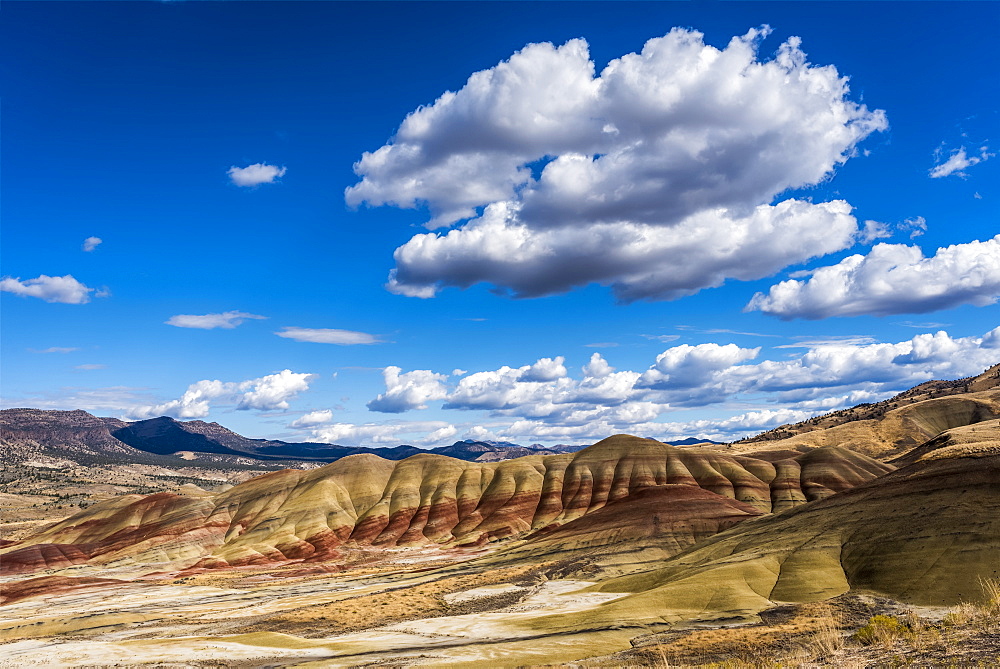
[0,408,133,456]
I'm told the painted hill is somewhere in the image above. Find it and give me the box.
[528,434,1000,640]
[0,435,890,574]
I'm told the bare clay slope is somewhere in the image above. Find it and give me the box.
[0,436,890,574]
[518,440,1000,641]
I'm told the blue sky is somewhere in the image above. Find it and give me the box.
[2,1,997,447]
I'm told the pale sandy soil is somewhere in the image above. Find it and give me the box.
[0,569,633,668]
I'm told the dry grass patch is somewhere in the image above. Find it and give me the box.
[833,580,1000,666]
[239,563,546,637]
[605,601,845,667]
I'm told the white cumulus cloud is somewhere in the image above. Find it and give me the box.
[131,369,316,419]
[82,236,102,252]
[367,367,449,413]
[929,145,992,178]
[443,356,575,412]
[228,163,287,186]
[387,199,860,302]
[166,311,267,329]
[348,27,886,302]
[237,369,315,411]
[520,356,567,382]
[311,421,457,447]
[0,274,100,304]
[746,235,1000,319]
[639,343,761,389]
[290,409,334,428]
[276,327,383,345]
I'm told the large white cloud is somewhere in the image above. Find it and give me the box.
[348,27,886,301]
[166,311,267,329]
[388,199,860,302]
[0,274,99,304]
[132,369,316,419]
[746,235,1000,319]
[367,367,449,413]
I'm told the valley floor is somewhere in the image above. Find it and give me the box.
[2,544,999,668]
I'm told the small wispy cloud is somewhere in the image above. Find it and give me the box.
[30,347,80,354]
[166,311,267,330]
[701,328,782,338]
[82,236,102,252]
[929,145,992,178]
[898,320,951,329]
[897,216,927,239]
[276,327,384,345]
[228,163,287,187]
[775,336,878,348]
[669,327,779,338]
[74,364,107,371]
[584,342,620,348]
[641,334,681,343]
[858,220,892,244]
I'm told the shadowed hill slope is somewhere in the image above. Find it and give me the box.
[515,441,1000,639]
[0,436,890,574]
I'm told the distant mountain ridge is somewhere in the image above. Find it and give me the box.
[0,410,591,465]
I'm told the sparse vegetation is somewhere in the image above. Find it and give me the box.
[853,614,911,646]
